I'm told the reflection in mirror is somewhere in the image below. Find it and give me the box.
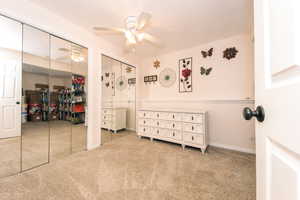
[49,36,72,160]
[0,16,22,177]
[21,25,50,170]
[71,44,87,153]
[101,55,136,144]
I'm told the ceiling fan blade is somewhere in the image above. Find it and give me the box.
[56,56,71,61]
[93,27,125,34]
[58,47,70,52]
[137,12,151,30]
[141,33,162,47]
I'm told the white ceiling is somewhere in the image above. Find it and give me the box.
[29,0,252,57]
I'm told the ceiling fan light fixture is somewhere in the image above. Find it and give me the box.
[71,54,84,62]
[137,33,145,41]
[125,30,136,44]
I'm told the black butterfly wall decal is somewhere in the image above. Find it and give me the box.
[201,48,213,58]
[200,67,213,76]
[105,72,110,77]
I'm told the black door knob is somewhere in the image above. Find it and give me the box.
[243,106,265,122]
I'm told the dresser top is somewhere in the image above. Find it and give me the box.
[138,107,207,114]
[102,107,127,110]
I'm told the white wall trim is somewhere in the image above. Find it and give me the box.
[87,144,101,151]
[138,99,255,104]
[209,142,256,154]
[126,128,136,132]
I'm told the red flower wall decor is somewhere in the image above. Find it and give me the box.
[179,57,192,92]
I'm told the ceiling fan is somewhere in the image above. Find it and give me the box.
[93,12,161,52]
[57,45,85,62]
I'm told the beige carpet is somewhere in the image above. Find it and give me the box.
[0,132,256,200]
[0,121,86,178]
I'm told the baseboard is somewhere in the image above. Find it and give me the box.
[126,128,136,132]
[87,144,100,151]
[209,142,256,154]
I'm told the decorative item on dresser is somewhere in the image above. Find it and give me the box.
[138,108,208,154]
[101,107,127,133]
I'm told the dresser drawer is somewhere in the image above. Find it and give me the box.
[138,111,154,119]
[153,112,163,119]
[183,132,204,145]
[139,126,152,136]
[164,121,182,130]
[138,119,154,126]
[182,113,203,123]
[102,121,111,129]
[102,114,112,121]
[182,123,203,133]
[153,120,165,128]
[152,128,166,138]
[169,112,182,121]
[102,109,112,115]
[166,130,182,141]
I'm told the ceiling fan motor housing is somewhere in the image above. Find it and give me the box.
[126,16,138,30]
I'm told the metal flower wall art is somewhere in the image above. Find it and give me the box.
[179,57,192,92]
[153,60,160,69]
[223,47,238,60]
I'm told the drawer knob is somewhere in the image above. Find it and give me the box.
[172,124,175,128]
[157,114,159,118]
[173,115,175,119]
[173,132,175,136]
[192,116,194,120]
[192,126,194,130]
[144,113,146,117]
[143,128,146,131]
[192,136,194,140]
[157,122,159,126]
[157,130,159,134]
[144,120,146,124]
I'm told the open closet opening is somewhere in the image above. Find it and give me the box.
[101,55,136,144]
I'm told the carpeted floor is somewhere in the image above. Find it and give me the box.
[0,131,256,200]
[0,121,86,178]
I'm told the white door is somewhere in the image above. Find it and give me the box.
[0,60,21,138]
[254,0,300,199]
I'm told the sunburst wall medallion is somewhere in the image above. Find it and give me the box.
[159,68,176,88]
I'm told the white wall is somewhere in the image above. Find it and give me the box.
[22,72,70,91]
[0,0,139,149]
[138,34,256,153]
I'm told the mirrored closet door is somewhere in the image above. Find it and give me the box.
[0,16,22,178]
[22,25,50,171]
[0,14,88,178]
[70,45,88,153]
[101,55,136,144]
[49,36,72,161]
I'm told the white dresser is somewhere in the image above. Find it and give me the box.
[138,108,208,154]
[101,107,127,133]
